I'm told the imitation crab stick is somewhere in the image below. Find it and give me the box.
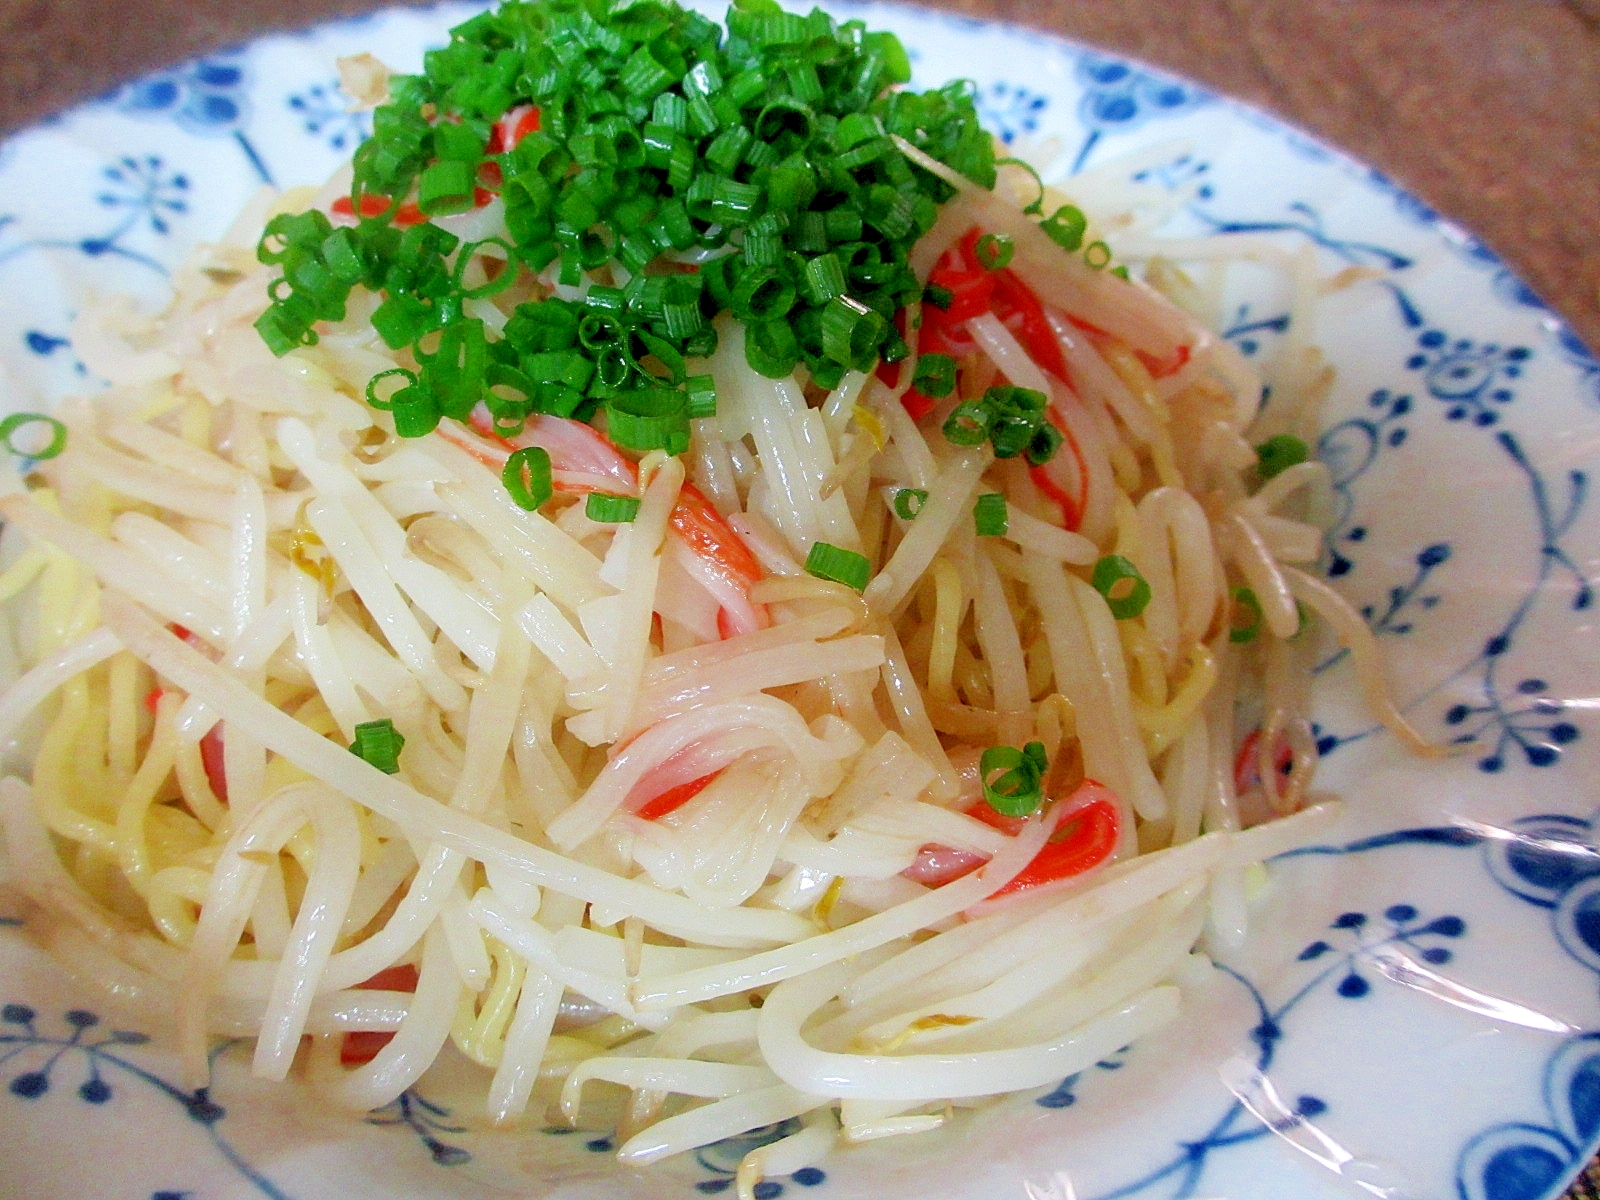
[904,778,1122,898]
[437,409,768,637]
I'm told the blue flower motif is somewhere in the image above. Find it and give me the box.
[1405,329,1530,426]
[1035,1048,1127,1108]
[367,1089,471,1166]
[1316,388,1413,579]
[287,80,371,153]
[108,54,272,183]
[1445,676,1578,772]
[95,155,190,239]
[1130,152,1212,197]
[116,56,250,136]
[689,1119,827,1196]
[1220,303,1289,358]
[1065,54,1208,172]
[0,1003,293,1196]
[1295,904,1467,1000]
[1074,55,1207,134]
[976,81,1048,145]
[1457,1033,1600,1200]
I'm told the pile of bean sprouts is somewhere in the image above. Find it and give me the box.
[0,107,1427,1199]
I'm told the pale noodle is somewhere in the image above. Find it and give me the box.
[0,15,1430,1196]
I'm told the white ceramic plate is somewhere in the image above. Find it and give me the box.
[3,4,1599,1199]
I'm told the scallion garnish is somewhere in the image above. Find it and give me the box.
[255,0,1002,507]
[980,741,1049,816]
[1091,554,1151,620]
[820,296,887,369]
[1083,240,1112,270]
[973,492,1008,536]
[0,412,68,461]
[942,400,991,447]
[994,155,1046,215]
[1040,204,1087,253]
[349,717,406,774]
[1026,421,1063,466]
[586,492,642,523]
[912,352,957,399]
[804,541,871,592]
[1229,586,1263,644]
[365,368,417,410]
[1256,434,1309,480]
[607,389,691,455]
[502,445,554,511]
[939,384,1057,463]
[985,385,1047,459]
[894,488,928,519]
[686,374,718,419]
[974,233,1014,271]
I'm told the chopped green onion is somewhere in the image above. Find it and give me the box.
[912,352,957,399]
[923,283,953,311]
[607,389,691,455]
[986,385,1043,416]
[745,318,801,378]
[1229,586,1263,644]
[731,268,797,322]
[256,0,1002,491]
[820,296,885,367]
[973,492,1008,537]
[802,253,847,304]
[975,233,1014,271]
[686,374,718,419]
[1256,434,1310,480]
[943,400,991,447]
[418,159,477,215]
[1091,555,1151,620]
[988,412,1037,459]
[0,412,68,461]
[502,445,554,511]
[1041,204,1087,253]
[1026,421,1063,466]
[941,384,1054,459]
[980,741,1049,816]
[586,492,642,523]
[365,368,417,411]
[390,387,440,438]
[349,717,406,774]
[994,155,1046,215]
[1083,240,1112,270]
[804,541,871,592]
[893,488,928,519]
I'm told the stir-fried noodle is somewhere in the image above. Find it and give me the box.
[0,2,1431,1192]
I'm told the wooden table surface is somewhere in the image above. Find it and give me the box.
[1,0,1598,1194]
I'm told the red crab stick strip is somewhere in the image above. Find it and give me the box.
[904,779,1122,899]
[436,411,768,636]
[487,104,541,154]
[891,137,1196,366]
[332,107,540,226]
[339,963,419,1066]
[969,197,1194,369]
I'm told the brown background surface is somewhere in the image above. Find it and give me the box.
[1,0,1599,1193]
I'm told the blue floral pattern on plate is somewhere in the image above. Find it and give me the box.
[1,1,1598,1198]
